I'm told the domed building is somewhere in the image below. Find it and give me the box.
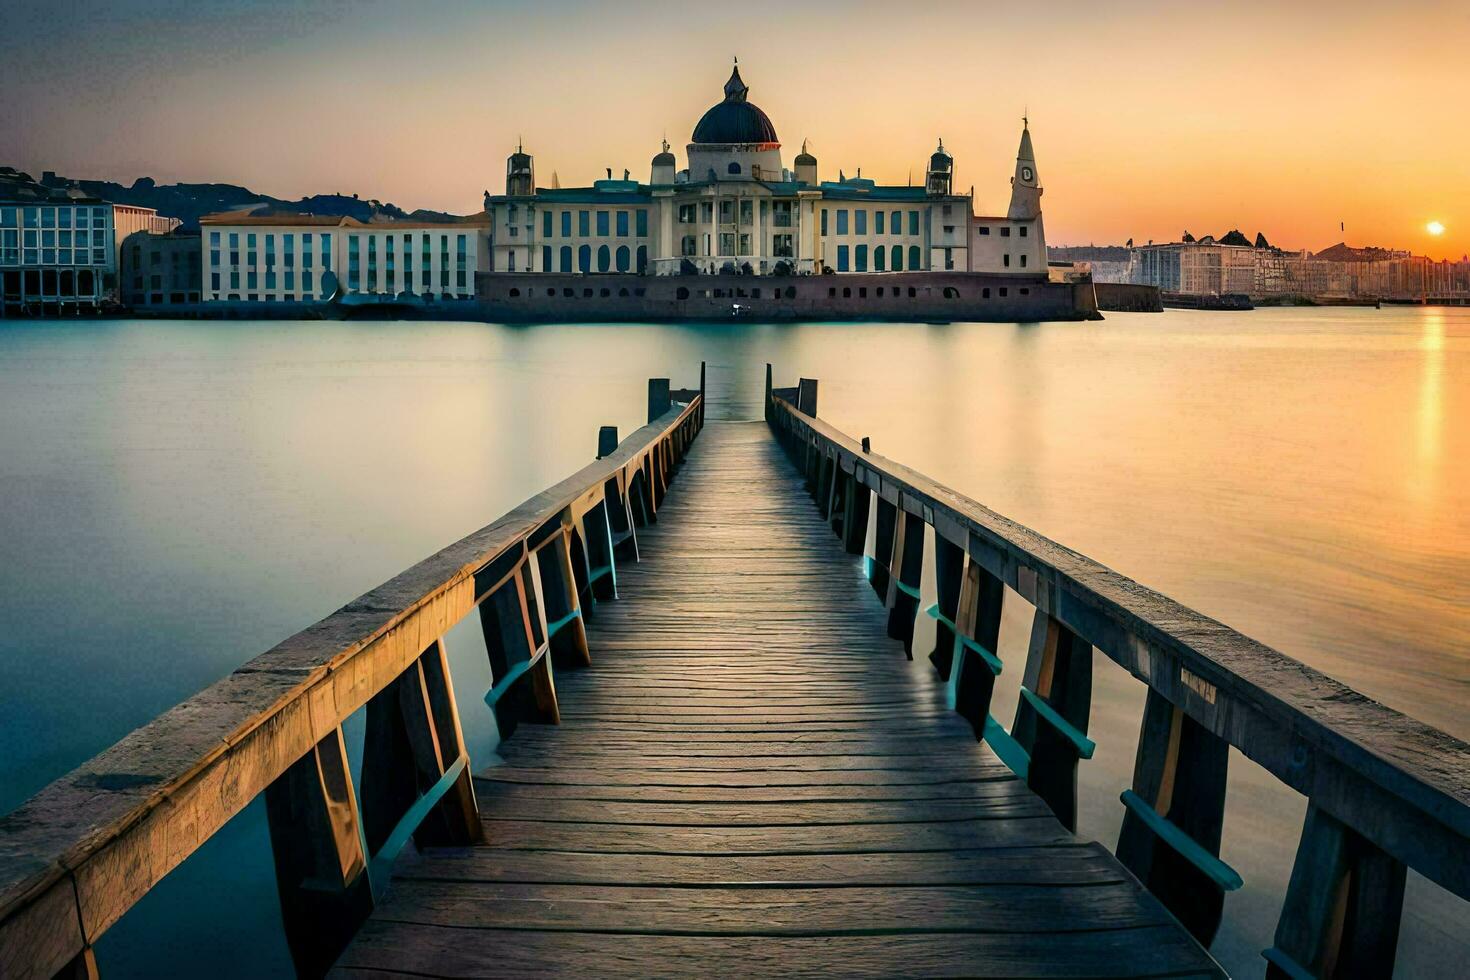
[481,61,1048,281]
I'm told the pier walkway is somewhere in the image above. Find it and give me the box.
[3,366,1464,980]
[330,423,1220,978]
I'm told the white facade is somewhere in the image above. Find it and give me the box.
[482,65,1050,279]
[200,214,490,302]
[0,196,116,310]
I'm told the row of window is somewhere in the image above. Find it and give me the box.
[675,200,796,227]
[0,268,102,297]
[0,206,111,229]
[976,225,1028,237]
[822,209,922,237]
[677,233,794,258]
[497,282,1032,303]
[538,244,650,274]
[539,209,650,239]
[826,284,1029,300]
[834,244,926,273]
[211,270,323,293]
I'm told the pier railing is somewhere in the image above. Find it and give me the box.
[766,367,1469,979]
[0,368,705,980]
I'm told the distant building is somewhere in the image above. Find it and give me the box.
[1,167,117,313]
[122,231,202,307]
[197,209,490,302]
[481,62,1045,279]
[114,203,181,299]
[1128,239,1258,295]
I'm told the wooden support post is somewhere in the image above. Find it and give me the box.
[478,568,560,738]
[647,377,671,423]
[797,377,819,417]
[842,472,871,555]
[603,476,639,562]
[582,497,620,601]
[885,511,925,657]
[53,949,99,980]
[597,425,619,459]
[1012,611,1093,831]
[826,466,846,537]
[266,726,373,978]
[698,360,706,426]
[536,531,591,670]
[928,534,966,680]
[814,450,834,512]
[870,495,897,601]
[1266,804,1407,980]
[1116,689,1231,944]
[952,562,1005,737]
[516,563,560,725]
[360,643,482,857]
[764,363,773,424]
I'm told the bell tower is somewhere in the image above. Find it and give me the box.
[925,139,953,196]
[506,141,534,197]
[1007,119,1042,220]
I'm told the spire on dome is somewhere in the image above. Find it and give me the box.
[723,59,749,102]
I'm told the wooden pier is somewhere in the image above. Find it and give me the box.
[1,364,1466,978]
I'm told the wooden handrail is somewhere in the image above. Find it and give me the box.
[0,378,704,980]
[766,374,1467,976]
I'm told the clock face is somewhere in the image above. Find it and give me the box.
[1022,166,1034,182]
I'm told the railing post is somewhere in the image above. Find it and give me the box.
[536,528,592,670]
[264,727,372,980]
[360,642,482,857]
[826,462,846,535]
[952,560,1005,737]
[1265,804,1406,980]
[870,495,898,601]
[597,425,619,459]
[764,363,773,424]
[841,467,871,555]
[885,509,925,657]
[1012,610,1092,831]
[478,570,560,738]
[647,377,671,423]
[797,377,819,417]
[1116,688,1231,944]
[582,496,621,599]
[928,534,965,679]
[698,360,706,426]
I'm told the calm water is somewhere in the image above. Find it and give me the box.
[1,309,1465,977]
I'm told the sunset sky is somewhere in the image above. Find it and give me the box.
[3,0,1467,258]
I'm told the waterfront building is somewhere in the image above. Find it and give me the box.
[1,167,117,314]
[122,231,202,307]
[482,63,1045,279]
[198,209,490,303]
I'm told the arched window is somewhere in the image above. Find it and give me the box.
[636,245,648,274]
[578,244,591,273]
[560,245,572,272]
[908,245,921,270]
[597,245,610,272]
[874,245,886,272]
[891,246,903,272]
[727,161,741,175]
[615,245,630,272]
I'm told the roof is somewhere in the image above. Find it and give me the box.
[199,209,489,228]
[0,169,107,206]
[691,65,779,145]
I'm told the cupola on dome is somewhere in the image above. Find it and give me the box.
[691,64,779,145]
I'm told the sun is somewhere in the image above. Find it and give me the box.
[1427,220,1446,236]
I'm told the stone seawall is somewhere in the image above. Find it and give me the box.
[1094,282,1164,313]
[473,270,1100,323]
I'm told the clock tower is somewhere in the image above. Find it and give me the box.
[1006,118,1042,221]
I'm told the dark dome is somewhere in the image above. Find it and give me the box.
[691,65,778,145]
[653,151,676,165]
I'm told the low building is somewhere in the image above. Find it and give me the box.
[198,209,490,303]
[121,231,202,307]
[1,167,117,314]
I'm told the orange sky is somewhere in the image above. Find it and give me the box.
[3,0,1468,258]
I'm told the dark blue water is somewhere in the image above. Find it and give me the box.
[1,312,1465,977]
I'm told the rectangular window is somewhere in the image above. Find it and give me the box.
[979,226,990,235]
[542,211,552,237]
[636,209,648,237]
[855,210,867,235]
[820,209,828,235]
[247,233,256,248]
[542,245,551,270]
[837,245,849,272]
[596,211,609,236]
[211,272,221,290]
[1020,226,1028,237]
[229,233,238,248]
[875,211,885,235]
[578,210,590,236]
[908,211,919,236]
[561,210,571,237]
[320,234,331,269]
[740,200,753,226]
[679,204,696,224]
[1001,226,1011,237]
[284,270,294,290]
[836,210,848,235]
[855,244,868,272]
[1004,254,1010,267]
[247,271,257,289]
[209,231,220,247]
[303,271,313,294]
[616,211,628,237]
